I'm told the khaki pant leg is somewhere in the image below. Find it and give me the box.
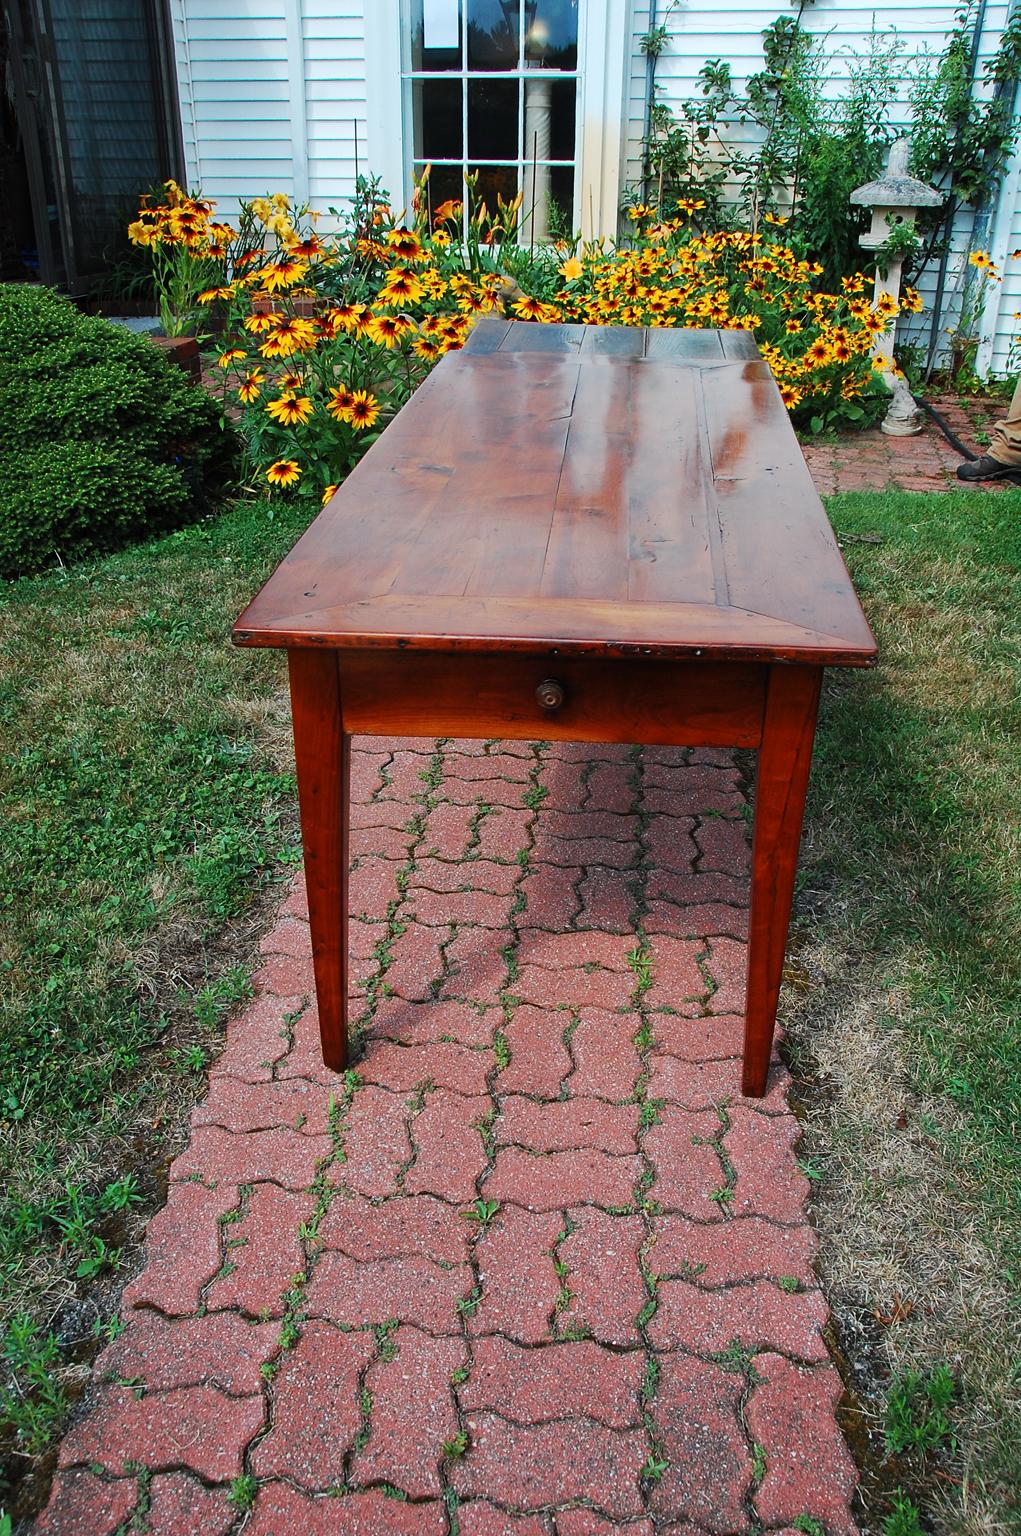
[989,375,1021,465]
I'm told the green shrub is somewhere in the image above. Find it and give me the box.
[0,285,237,577]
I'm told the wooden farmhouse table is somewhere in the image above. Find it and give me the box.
[233,319,876,1096]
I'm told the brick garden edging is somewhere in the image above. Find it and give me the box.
[35,740,859,1536]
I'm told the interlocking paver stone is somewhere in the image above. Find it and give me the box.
[34,739,859,1536]
[485,1147,642,1212]
[746,1353,860,1536]
[648,1277,829,1359]
[96,1310,277,1393]
[34,1470,136,1535]
[558,1208,647,1346]
[496,1095,640,1154]
[319,1191,473,1265]
[307,1249,473,1332]
[341,1081,414,1196]
[649,1354,753,1533]
[350,1325,465,1497]
[252,1322,375,1487]
[404,1089,490,1200]
[452,1413,648,1518]
[58,1384,264,1481]
[206,1182,314,1315]
[469,1204,563,1342]
[144,1472,235,1536]
[463,1336,645,1428]
[246,1483,448,1534]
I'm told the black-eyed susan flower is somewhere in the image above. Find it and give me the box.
[238,369,264,404]
[347,391,381,430]
[266,392,313,426]
[260,257,309,292]
[326,386,356,422]
[321,483,339,504]
[217,347,246,369]
[266,459,302,488]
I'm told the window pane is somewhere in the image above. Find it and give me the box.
[466,0,518,70]
[409,0,461,71]
[468,164,519,217]
[522,76,575,165]
[521,161,575,243]
[525,0,578,70]
[548,78,576,161]
[413,79,463,159]
[548,164,576,235]
[468,78,518,161]
[421,163,466,226]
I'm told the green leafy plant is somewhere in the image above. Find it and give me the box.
[0,285,236,578]
[885,1364,957,1455]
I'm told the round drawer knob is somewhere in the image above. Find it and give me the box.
[536,678,566,711]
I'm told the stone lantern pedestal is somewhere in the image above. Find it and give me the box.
[850,140,943,436]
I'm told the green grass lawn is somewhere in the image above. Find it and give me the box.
[0,498,309,1518]
[790,489,1021,1535]
[0,487,1018,1534]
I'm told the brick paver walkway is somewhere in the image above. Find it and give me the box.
[36,739,859,1535]
[802,393,1010,494]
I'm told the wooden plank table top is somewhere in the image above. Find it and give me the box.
[234,320,877,1095]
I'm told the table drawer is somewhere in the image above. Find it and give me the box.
[338,651,767,748]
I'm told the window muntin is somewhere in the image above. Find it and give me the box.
[405,0,580,243]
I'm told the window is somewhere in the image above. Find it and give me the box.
[403,0,580,243]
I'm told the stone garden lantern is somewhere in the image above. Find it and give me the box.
[851,139,942,435]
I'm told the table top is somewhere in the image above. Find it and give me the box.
[233,321,876,668]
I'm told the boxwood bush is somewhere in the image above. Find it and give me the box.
[0,285,237,578]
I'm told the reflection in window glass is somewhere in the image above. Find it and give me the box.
[413,79,463,159]
[466,0,518,70]
[468,78,518,160]
[468,164,520,213]
[409,0,461,70]
[525,0,578,70]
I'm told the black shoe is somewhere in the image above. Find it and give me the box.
[956,454,1019,481]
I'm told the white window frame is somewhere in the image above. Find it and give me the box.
[365,0,632,241]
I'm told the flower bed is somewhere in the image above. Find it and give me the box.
[129,178,907,496]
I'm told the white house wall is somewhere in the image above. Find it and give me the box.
[169,0,1021,374]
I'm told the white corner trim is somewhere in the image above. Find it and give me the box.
[364,0,406,214]
[579,0,632,240]
[283,0,310,204]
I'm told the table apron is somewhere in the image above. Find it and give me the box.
[336,651,768,748]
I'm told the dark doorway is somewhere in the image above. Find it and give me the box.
[1,0,182,291]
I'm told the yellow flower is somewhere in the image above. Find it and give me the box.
[347,390,381,430]
[259,316,318,358]
[127,219,158,246]
[365,313,412,349]
[197,285,236,304]
[512,294,546,321]
[260,258,309,292]
[321,483,339,504]
[558,256,584,282]
[266,392,314,426]
[266,459,301,488]
[238,369,264,404]
[327,386,356,421]
[217,348,246,369]
[969,250,993,270]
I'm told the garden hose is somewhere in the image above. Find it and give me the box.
[910,393,978,460]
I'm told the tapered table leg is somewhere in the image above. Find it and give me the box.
[288,649,349,1071]
[742,665,822,1096]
